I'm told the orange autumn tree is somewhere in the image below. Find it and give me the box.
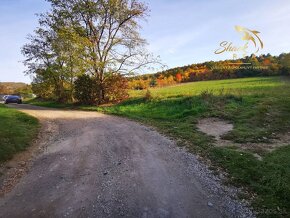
[176,73,182,82]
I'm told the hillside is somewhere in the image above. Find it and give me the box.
[128,53,290,90]
[0,82,28,94]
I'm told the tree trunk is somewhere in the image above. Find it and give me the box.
[96,69,105,104]
[56,80,65,103]
[98,83,105,105]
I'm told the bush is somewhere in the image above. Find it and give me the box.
[74,73,128,105]
[74,75,98,104]
[104,73,129,103]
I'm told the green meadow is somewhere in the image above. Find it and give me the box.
[129,76,286,98]
[29,76,290,216]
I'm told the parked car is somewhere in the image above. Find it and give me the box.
[4,95,22,104]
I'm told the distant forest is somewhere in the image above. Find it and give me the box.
[0,82,32,97]
[128,53,290,90]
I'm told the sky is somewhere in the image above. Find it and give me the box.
[0,0,290,83]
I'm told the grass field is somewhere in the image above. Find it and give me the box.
[129,77,286,98]
[0,104,39,163]
[28,76,290,217]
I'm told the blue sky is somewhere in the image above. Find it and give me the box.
[0,0,290,83]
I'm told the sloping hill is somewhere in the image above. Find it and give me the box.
[0,82,28,95]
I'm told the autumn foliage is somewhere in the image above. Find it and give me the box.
[128,53,290,90]
[74,74,128,105]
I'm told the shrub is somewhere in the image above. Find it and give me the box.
[74,75,98,104]
[104,73,129,103]
[74,73,128,105]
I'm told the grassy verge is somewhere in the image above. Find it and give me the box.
[209,146,290,217]
[27,76,290,216]
[0,104,39,162]
[24,99,74,109]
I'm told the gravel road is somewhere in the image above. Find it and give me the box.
[0,104,254,218]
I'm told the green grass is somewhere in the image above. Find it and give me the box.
[209,146,290,217]
[129,77,286,98]
[0,104,39,162]
[27,76,290,216]
[24,99,73,109]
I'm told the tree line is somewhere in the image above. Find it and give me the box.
[0,82,33,98]
[129,53,290,90]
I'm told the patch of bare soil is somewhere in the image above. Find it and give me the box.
[197,118,233,140]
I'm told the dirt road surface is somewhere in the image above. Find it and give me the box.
[0,104,254,218]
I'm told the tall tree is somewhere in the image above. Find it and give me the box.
[45,0,161,102]
[23,0,162,103]
[22,22,89,102]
